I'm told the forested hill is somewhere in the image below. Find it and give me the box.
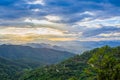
[0,44,75,68]
[0,57,29,80]
[19,46,120,80]
[0,44,75,80]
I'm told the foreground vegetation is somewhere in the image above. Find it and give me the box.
[0,57,29,80]
[19,46,120,80]
[0,45,119,80]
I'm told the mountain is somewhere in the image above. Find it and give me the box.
[56,40,120,53]
[26,41,120,54]
[18,50,92,80]
[0,57,29,80]
[19,46,120,80]
[0,44,75,68]
[26,43,53,48]
[26,43,69,52]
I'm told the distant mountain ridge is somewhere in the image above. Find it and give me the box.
[25,41,120,54]
[0,44,75,68]
[26,43,68,52]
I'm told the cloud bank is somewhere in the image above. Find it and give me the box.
[0,0,120,44]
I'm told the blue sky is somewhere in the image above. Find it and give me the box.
[0,0,120,44]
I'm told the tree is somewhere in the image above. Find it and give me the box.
[87,46,120,80]
[68,76,77,80]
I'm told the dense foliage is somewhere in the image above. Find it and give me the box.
[84,46,120,80]
[19,46,120,80]
[18,50,93,80]
[0,57,29,80]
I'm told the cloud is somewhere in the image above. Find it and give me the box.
[78,37,120,42]
[45,15,61,22]
[23,18,67,30]
[24,18,60,25]
[0,27,64,36]
[31,8,41,12]
[82,27,120,37]
[0,27,78,43]
[79,11,95,16]
[0,0,120,44]
[27,0,45,5]
[48,38,76,41]
[98,32,120,37]
[76,16,120,28]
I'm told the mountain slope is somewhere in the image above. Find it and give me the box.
[19,46,120,80]
[0,57,29,80]
[0,44,75,68]
[18,48,95,80]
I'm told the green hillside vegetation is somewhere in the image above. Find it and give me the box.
[84,46,120,80]
[19,46,120,80]
[0,44,74,80]
[0,57,29,80]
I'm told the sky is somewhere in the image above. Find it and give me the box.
[0,0,120,45]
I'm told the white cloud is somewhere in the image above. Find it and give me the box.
[76,16,120,28]
[0,27,64,36]
[31,9,41,12]
[27,0,45,5]
[23,18,66,29]
[81,17,93,22]
[98,32,120,37]
[24,18,56,25]
[78,37,120,42]
[45,15,62,21]
[80,11,95,16]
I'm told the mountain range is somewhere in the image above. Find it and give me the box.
[0,44,74,68]
[0,44,75,80]
[25,41,120,54]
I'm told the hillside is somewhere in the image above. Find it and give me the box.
[19,46,120,80]
[18,50,93,80]
[0,57,29,80]
[0,44,74,68]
